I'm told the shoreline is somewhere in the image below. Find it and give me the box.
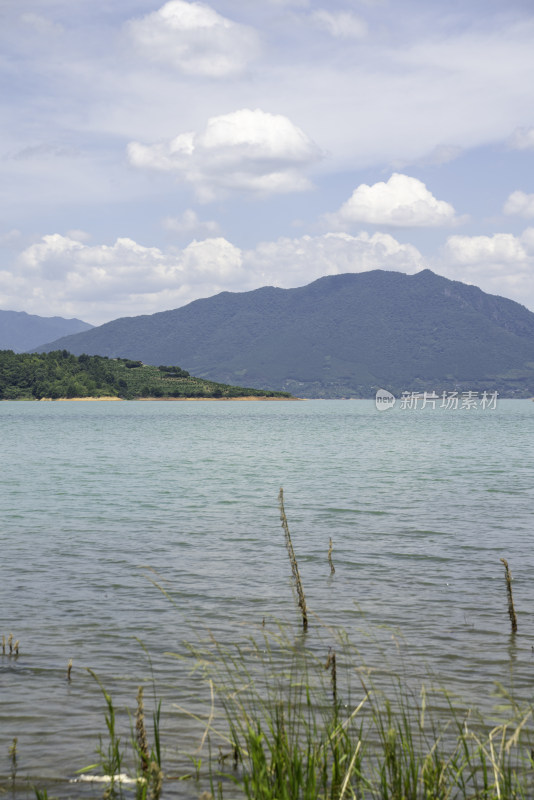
[36,395,301,402]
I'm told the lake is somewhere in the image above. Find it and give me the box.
[1,398,533,797]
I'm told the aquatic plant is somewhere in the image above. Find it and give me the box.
[328,537,335,575]
[279,487,308,630]
[500,558,518,633]
[182,625,534,800]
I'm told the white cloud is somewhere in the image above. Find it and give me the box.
[246,231,424,286]
[509,127,534,150]
[126,0,259,77]
[503,190,534,219]
[128,108,322,200]
[312,10,367,39]
[19,233,245,290]
[445,232,528,268]
[9,229,424,324]
[327,173,460,228]
[162,209,221,236]
[13,234,247,322]
[442,228,534,311]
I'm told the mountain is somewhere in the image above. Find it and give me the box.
[0,309,93,352]
[35,269,534,397]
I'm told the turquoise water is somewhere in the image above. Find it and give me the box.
[1,399,533,795]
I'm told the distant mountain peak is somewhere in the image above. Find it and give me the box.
[0,309,93,353]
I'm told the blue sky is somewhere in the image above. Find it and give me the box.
[1,0,534,324]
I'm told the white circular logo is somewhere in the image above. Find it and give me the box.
[375,388,396,411]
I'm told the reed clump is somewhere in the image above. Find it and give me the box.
[1,632,19,657]
[184,626,534,800]
[278,487,308,630]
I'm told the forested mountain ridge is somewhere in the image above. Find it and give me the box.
[34,269,534,397]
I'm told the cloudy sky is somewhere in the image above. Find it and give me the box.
[2,0,534,324]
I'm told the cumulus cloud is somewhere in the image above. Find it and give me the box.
[503,190,534,219]
[20,233,244,288]
[312,10,367,39]
[445,232,529,268]
[327,173,460,228]
[508,127,534,150]
[442,228,534,311]
[246,232,424,286]
[128,108,322,200]
[10,229,424,323]
[15,234,246,321]
[162,209,221,236]
[126,0,259,77]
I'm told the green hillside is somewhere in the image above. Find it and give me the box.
[35,269,534,397]
[0,351,292,400]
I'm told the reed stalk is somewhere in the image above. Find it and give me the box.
[328,537,335,574]
[136,686,150,775]
[278,487,308,630]
[67,659,73,681]
[500,558,518,633]
[325,647,338,709]
[8,633,13,655]
[9,737,17,783]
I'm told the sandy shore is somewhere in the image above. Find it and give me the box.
[40,396,123,401]
[136,396,301,401]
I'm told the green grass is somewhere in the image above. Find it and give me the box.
[175,626,534,800]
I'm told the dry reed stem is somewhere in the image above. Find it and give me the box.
[9,737,17,769]
[500,558,518,633]
[197,679,215,754]
[8,633,13,655]
[67,659,73,681]
[328,537,335,574]
[14,640,19,655]
[339,740,361,800]
[136,686,150,774]
[278,487,308,630]
[325,648,337,707]
[2,635,5,654]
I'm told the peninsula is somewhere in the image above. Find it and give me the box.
[0,351,293,400]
